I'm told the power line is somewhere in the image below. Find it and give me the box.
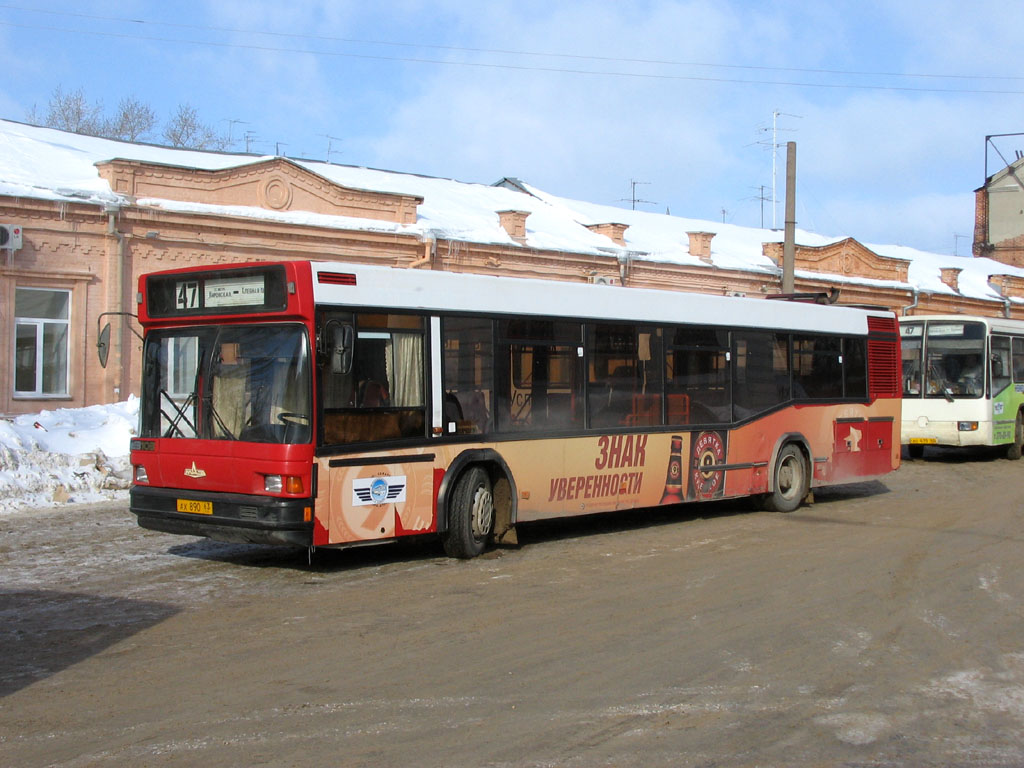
[2,10,1024,94]
[1,3,1021,84]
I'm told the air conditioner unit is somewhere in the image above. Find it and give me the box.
[0,224,23,250]
[590,275,615,286]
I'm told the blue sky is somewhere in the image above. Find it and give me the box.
[1,0,1022,255]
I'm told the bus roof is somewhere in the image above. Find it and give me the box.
[899,314,1024,336]
[310,261,889,335]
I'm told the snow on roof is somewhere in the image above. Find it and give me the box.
[3,117,1024,303]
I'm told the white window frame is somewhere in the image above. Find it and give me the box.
[13,287,71,398]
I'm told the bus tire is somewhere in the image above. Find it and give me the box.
[1007,411,1024,461]
[763,443,808,513]
[443,466,495,559]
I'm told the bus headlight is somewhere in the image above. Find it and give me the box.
[264,474,303,494]
[134,465,149,483]
[957,421,979,432]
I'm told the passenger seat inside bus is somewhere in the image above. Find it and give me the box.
[445,390,490,433]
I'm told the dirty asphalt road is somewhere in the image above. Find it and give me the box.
[2,448,1024,767]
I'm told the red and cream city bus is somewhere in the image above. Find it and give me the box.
[129,260,901,558]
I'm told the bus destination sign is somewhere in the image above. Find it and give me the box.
[204,276,266,308]
[174,276,266,310]
[146,264,288,318]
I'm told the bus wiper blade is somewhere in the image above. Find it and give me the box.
[161,390,197,438]
[204,397,236,441]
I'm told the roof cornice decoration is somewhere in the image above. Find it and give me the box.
[762,237,910,283]
[95,156,423,225]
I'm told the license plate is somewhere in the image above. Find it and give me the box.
[177,499,213,515]
[908,437,937,445]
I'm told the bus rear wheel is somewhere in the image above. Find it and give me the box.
[1007,411,1024,461]
[762,443,808,513]
[443,466,495,558]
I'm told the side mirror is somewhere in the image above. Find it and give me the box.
[330,324,354,375]
[97,323,111,368]
[94,312,143,368]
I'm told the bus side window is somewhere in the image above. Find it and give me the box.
[1013,337,1024,382]
[320,313,426,444]
[443,317,494,434]
[991,336,1012,395]
[496,319,582,432]
[666,326,730,425]
[844,337,868,399]
[587,324,662,428]
[792,334,842,400]
[320,315,356,409]
[735,330,792,419]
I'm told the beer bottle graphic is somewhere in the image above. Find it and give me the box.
[660,435,684,504]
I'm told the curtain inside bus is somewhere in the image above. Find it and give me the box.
[319,312,426,445]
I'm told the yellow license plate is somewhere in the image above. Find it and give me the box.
[908,437,938,445]
[177,499,213,515]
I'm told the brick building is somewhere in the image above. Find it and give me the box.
[3,118,1024,416]
[973,155,1024,267]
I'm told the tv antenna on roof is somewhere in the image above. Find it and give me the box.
[224,119,249,148]
[322,134,343,162]
[756,111,801,228]
[621,179,656,211]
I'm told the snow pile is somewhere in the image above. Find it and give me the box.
[0,398,138,513]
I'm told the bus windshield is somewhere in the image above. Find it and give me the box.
[902,320,986,399]
[140,324,312,443]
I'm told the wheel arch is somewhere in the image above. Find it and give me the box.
[766,432,812,492]
[436,449,517,536]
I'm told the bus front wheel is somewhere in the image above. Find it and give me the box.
[1007,411,1024,461]
[762,443,808,513]
[443,466,495,558]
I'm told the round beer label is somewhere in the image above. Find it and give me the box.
[691,431,726,498]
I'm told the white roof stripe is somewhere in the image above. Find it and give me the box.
[310,261,880,335]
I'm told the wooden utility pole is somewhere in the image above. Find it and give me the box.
[782,141,796,294]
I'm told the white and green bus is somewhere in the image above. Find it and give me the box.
[900,315,1024,459]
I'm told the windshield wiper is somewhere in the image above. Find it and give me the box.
[161,390,197,438]
[204,396,237,441]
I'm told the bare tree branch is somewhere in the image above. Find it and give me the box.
[25,86,233,151]
[105,96,157,142]
[163,104,228,150]
[41,85,105,135]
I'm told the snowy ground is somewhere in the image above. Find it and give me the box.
[0,398,136,513]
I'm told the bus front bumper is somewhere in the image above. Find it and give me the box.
[901,419,993,448]
[130,486,313,547]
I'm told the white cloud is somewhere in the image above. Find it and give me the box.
[0,0,1018,252]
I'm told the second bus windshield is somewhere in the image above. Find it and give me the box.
[901,321,986,398]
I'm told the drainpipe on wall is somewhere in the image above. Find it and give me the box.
[617,254,631,286]
[1004,298,1012,318]
[901,288,919,316]
[106,207,126,400]
[408,237,435,268]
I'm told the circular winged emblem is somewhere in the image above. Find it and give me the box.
[370,478,390,504]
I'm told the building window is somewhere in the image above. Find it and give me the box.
[14,287,70,397]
